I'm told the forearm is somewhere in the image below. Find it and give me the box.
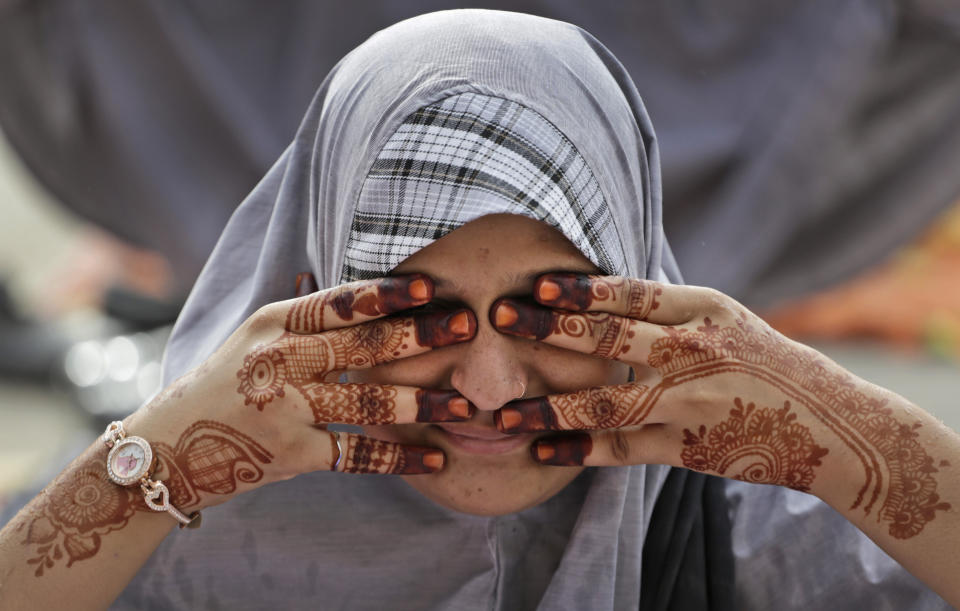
[0,439,176,610]
[808,380,960,607]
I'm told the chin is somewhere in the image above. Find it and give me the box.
[365,423,584,516]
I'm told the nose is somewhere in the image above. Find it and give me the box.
[449,322,526,412]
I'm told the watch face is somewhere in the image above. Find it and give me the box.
[106,437,153,486]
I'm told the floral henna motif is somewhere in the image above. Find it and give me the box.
[18,454,140,576]
[237,348,287,410]
[237,309,473,423]
[18,421,272,576]
[341,436,443,474]
[647,315,951,539]
[681,398,829,492]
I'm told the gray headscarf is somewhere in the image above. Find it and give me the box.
[129,10,681,610]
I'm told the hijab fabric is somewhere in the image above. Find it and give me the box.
[131,10,724,610]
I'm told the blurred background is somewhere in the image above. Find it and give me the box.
[1,0,959,516]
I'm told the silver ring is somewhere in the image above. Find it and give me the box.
[330,431,343,471]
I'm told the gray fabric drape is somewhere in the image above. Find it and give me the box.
[2,0,959,304]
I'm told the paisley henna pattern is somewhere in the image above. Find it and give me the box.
[643,315,952,537]
[681,397,829,492]
[341,436,443,474]
[18,421,272,576]
[152,420,273,510]
[503,274,952,538]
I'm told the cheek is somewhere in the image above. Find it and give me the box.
[531,343,631,391]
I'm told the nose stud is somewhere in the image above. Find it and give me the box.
[515,380,526,400]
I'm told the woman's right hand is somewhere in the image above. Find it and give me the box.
[0,274,476,605]
[127,273,477,513]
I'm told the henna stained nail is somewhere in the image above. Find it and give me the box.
[490,299,555,340]
[495,397,558,432]
[414,309,477,347]
[496,407,524,431]
[416,390,474,422]
[376,274,433,314]
[393,446,445,474]
[408,277,431,301]
[532,433,593,466]
[535,273,593,310]
[421,450,445,470]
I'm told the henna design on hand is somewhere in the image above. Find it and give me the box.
[681,398,829,492]
[499,273,952,538]
[498,384,651,432]
[536,274,661,319]
[237,306,474,423]
[151,420,273,509]
[285,275,431,333]
[646,315,951,538]
[493,300,634,360]
[17,421,271,576]
[532,433,594,466]
[341,436,444,474]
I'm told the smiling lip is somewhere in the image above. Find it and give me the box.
[433,424,534,455]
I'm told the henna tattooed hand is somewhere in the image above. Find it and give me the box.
[129,274,477,503]
[491,273,952,540]
[13,274,478,577]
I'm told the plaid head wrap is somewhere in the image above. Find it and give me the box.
[342,92,626,281]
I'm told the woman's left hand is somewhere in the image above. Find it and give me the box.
[490,273,955,543]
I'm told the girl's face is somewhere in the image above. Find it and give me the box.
[350,214,630,515]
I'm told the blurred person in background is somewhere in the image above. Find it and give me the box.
[0,10,959,610]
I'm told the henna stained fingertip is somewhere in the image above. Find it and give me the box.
[535,273,593,310]
[415,309,477,347]
[408,277,431,302]
[399,447,446,474]
[490,299,555,340]
[495,397,558,432]
[532,433,593,466]
[377,274,434,313]
[416,390,475,422]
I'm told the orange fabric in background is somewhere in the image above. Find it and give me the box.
[763,201,960,357]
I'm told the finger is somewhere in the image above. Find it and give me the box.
[283,274,434,334]
[271,308,476,373]
[490,298,651,362]
[533,273,705,325]
[332,432,445,475]
[530,426,667,467]
[300,384,474,425]
[495,383,653,433]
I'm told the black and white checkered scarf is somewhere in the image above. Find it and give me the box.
[342,92,626,281]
